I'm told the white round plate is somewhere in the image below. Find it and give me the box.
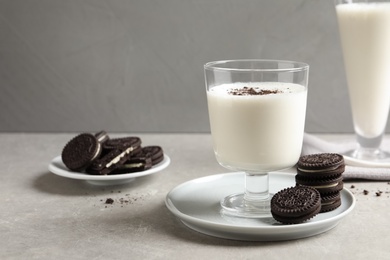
[165,171,355,241]
[48,154,170,185]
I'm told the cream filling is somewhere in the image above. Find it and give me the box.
[92,143,101,161]
[97,135,106,142]
[322,200,337,206]
[106,147,134,168]
[310,182,339,189]
[122,163,144,168]
[298,165,340,173]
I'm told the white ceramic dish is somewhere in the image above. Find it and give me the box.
[165,171,355,241]
[48,154,170,185]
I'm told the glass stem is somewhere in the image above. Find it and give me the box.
[244,172,270,202]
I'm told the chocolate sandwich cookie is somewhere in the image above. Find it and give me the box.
[86,138,142,175]
[297,153,345,179]
[295,175,344,195]
[110,146,164,174]
[271,185,321,224]
[320,193,341,213]
[95,130,109,144]
[102,137,141,151]
[111,155,153,174]
[86,146,138,175]
[141,146,164,165]
[61,133,102,171]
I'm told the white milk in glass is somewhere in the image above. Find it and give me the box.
[336,3,390,138]
[207,82,307,173]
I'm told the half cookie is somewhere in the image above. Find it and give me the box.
[61,133,102,171]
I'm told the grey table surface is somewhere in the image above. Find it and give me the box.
[1,133,390,259]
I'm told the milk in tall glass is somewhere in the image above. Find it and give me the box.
[336,3,390,139]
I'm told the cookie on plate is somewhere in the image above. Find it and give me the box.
[61,133,102,171]
[95,130,110,144]
[141,146,164,165]
[102,136,141,151]
[295,175,344,195]
[86,148,137,175]
[110,146,164,174]
[297,153,345,179]
[86,138,142,175]
[271,185,321,224]
[320,192,342,213]
[111,155,153,174]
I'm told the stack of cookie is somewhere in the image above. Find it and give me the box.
[295,153,345,213]
[61,131,164,175]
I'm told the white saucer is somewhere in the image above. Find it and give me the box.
[48,154,170,185]
[165,171,355,241]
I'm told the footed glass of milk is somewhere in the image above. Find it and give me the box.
[204,60,309,218]
[336,0,390,161]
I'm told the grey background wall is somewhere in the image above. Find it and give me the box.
[0,0,375,133]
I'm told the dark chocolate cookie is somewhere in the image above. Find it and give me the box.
[295,175,344,195]
[86,137,142,175]
[61,133,102,171]
[271,185,321,224]
[320,192,341,213]
[110,146,164,174]
[141,146,164,165]
[111,155,153,174]
[102,137,141,151]
[85,146,137,175]
[297,153,345,178]
[95,130,109,144]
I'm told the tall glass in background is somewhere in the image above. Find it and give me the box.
[204,60,308,218]
[335,0,390,161]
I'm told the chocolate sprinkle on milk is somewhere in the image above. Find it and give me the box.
[228,86,281,96]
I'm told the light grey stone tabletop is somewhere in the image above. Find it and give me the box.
[1,133,389,259]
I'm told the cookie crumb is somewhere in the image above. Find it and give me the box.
[105,198,114,204]
[363,190,369,195]
[350,185,355,189]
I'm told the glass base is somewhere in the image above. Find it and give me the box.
[220,193,273,218]
[345,133,390,161]
[344,148,390,162]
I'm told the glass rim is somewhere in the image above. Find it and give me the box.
[204,59,309,73]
